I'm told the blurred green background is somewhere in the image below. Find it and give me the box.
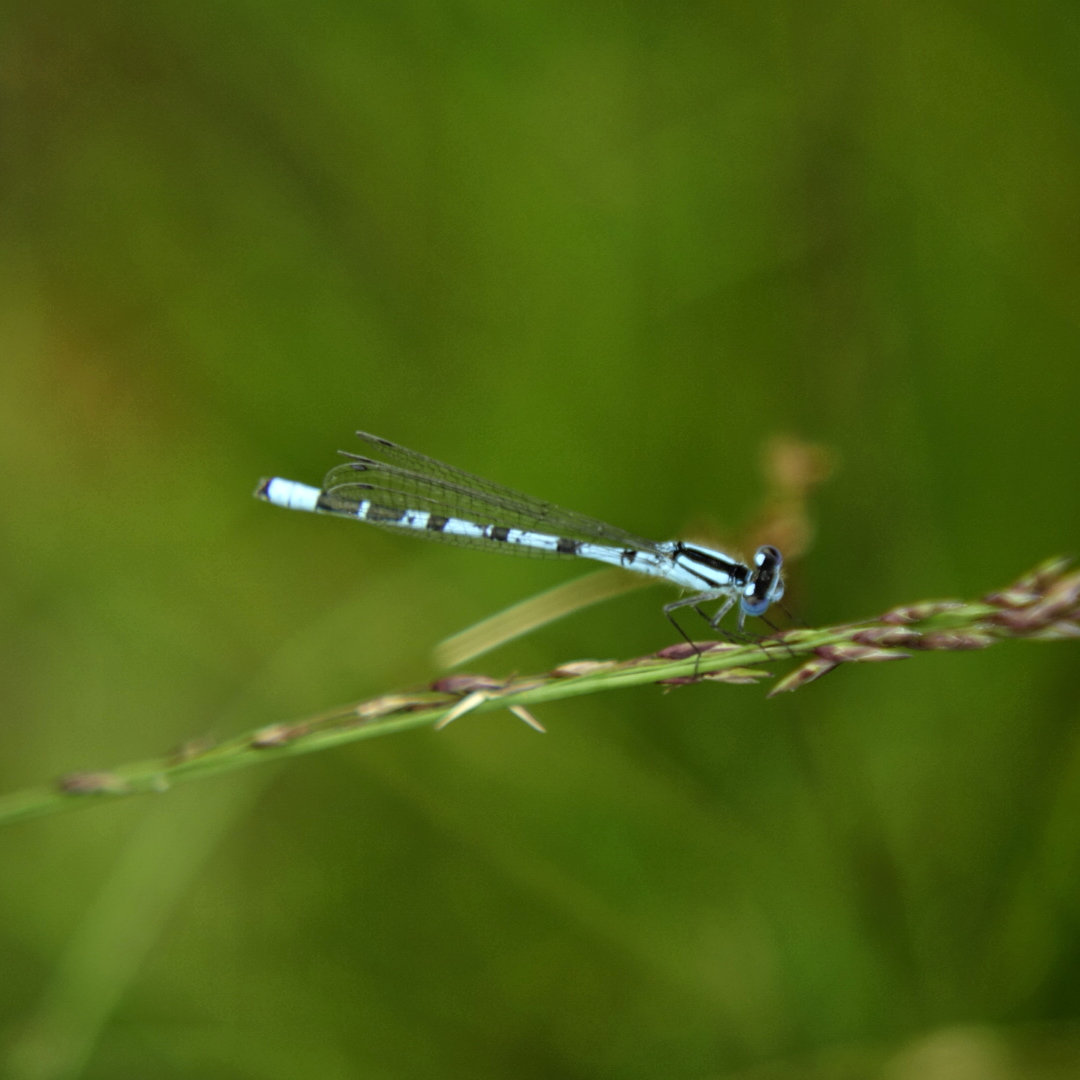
[2,2,1079,1077]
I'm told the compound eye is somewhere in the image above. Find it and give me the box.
[755,544,781,567]
[740,594,771,617]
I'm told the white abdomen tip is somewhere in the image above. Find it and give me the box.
[256,478,321,512]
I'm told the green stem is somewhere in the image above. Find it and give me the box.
[1,556,1075,829]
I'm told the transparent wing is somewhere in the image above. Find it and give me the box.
[314,484,583,560]
[319,430,662,554]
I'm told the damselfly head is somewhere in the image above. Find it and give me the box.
[739,545,785,623]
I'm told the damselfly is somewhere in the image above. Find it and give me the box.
[255,431,785,643]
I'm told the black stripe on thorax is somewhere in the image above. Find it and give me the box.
[674,543,748,586]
